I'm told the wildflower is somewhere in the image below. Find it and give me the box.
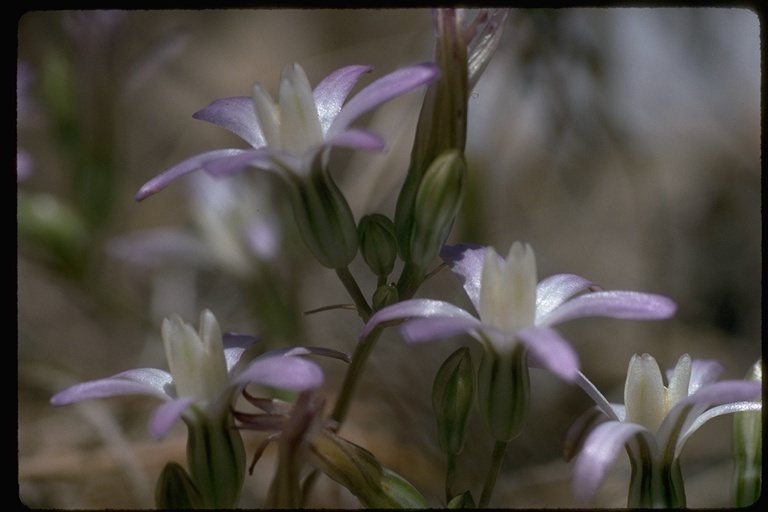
[363,242,676,441]
[566,353,762,507]
[363,243,676,380]
[51,310,324,508]
[136,62,439,200]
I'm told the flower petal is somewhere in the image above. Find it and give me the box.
[440,243,487,312]
[571,371,623,421]
[657,380,762,457]
[50,368,174,405]
[312,65,373,134]
[201,148,285,177]
[361,298,477,339]
[537,290,677,327]
[232,355,324,391]
[399,315,485,344]
[136,149,249,201]
[192,96,266,149]
[149,396,196,439]
[572,421,655,504]
[517,327,579,381]
[687,358,725,394]
[535,273,599,322]
[328,62,440,136]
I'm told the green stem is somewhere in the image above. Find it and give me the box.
[330,325,384,424]
[396,261,426,301]
[478,440,507,508]
[335,266,372,321]
[445,452,457,503]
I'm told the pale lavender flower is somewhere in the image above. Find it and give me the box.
[136,62,439,201]
[566,353,762,507]
[362,242,677,381]
[50,310,324,439]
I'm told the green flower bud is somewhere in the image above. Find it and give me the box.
[310,430,428,509]
[155,462,203,509]
[372,283,399,311]
[288,160,358,269]
[477,343,530,442]
[447,490,476,509]
[732,358,762,507]
[408,150,466,268]
[432,347,475,456]
[358,213,399,278]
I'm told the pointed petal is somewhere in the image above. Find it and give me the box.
[440,243,487,312]
[517,327,579,381]
[680,400,761,454]
[399,315,485,344]
[264,346,351,364]
[535,273,599,322]
[232,355,324,391]
[328,62,440,136]
[50,368,174,405]
[572,421,655,504]
[537,291,677,327]
[279,63,323,152]
[624,353,666,432]
[361,298,477,338]
[136,149,249,201]
[192,96,266,148]
[571,370,623,421]
[312,65,373,134]
[149,396,196,439]
[323,128,386,152]
[224,347,246,374]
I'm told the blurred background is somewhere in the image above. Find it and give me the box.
[17,9,760,508]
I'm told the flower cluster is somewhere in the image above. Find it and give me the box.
[46,8,760,510]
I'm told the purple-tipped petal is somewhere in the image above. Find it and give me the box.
[535,274,600,321]
[193,96,266,148]
[518,327,579,381]
[324,128,387,152]
[572,421,655,504]
[399,315,485,344]
[328,62,440,136]
[312,65,373,134]
[361,298,476,339]
[265,346,351,364]
[149,396,196,439]
[564,406,611,462]
[136,149,248,201]
[440,243,486,311]
[537,291,677,327]
[50,368,174,405]
[233,355,324,391]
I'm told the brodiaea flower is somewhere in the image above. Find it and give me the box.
[136,62,439,200]
[362,243,677,381]
[566,353,762,507]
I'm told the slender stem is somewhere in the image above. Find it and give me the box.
[445,452,457,503]
[330,325,384,424]
[335,266,372,321]
[478,440,507,508]
[396,261,426,301]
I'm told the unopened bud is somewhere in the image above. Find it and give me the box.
[432,347,475,456]
[372,283,399,311]
[731,358,762,507]
[358,213,398,278]
[155,462,203,509]
[409,150,466,268]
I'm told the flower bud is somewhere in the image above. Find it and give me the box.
[372,283,399,311]
[358,213,398,278]
[155,462,202,509]
[477,344,530,442]
[288,160,358,269]
[432,347,475,456]
[310,430,428,508]
[408,150,466,268]
[731,358,762,507]
[447,490,476,509]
